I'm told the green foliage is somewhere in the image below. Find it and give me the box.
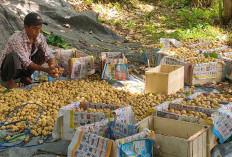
[47,35,71,49]
[75,0,224,45]
[204,52,219,58]
[150,30,180,41]
[8,134,26,143]
[210,52,218,58]
[114,2,121,8]
[41,30,71,49]
[204,53,209,58]
[144,25,156,34]
[176,25,220,40]
[165,20,180,29]
[3,89,12,93]
[155,4,221,42]
[125,20,136,30]
[148,24,221,42]
[177,7,216,28]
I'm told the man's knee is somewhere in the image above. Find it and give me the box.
[1,53,22,81]
[4,53,20,62]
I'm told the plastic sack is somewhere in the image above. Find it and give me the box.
[69,56,95,79]
[223,57,232,80]
[32,70,55,82]
[54,48,87,76]
[101,52,129,80]
[119,139,153,157]
[110,120,155,157]
[54,48,77,76]
[102,63,129,80]
[68,119,113,157]
[68,119,155,157]
[213,104,232,144]
[52,102,136,141]
[108,121,140,140]
[159,38,183,49]
[113,105,136,125]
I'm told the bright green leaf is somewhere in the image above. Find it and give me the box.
[204,53,209,58]
[41,30,50,35]
[3,89,12,93]
[8,134,26,143]
[186,91,191,96]
[210,52,218,58]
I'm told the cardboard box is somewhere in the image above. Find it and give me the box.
[153,101,217,152]
[223,57,232,80]
[179,93,229,112]
[146,100,217,153]
[159,55,224,85]
[185,62,223,85]
[154,101,211,124]
[137,116,211,157]
[145,64,184,94]
[194,92,232,103]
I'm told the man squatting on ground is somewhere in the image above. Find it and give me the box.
[0,12,62,89]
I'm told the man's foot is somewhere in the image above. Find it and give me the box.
[6,79,18,89]
[20,77,33,85]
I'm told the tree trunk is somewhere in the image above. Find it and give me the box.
[223,0,232,24]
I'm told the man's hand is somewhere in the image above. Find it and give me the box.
[47,58,64,78]
[47,66,64,78]
[28,61,63,78]
[47,67,57,78]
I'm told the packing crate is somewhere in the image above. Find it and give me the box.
[153,100,217,152]
[137,116,212,157]
[160,55,224,85]
[185,62,223,85]
[145,64,184,94]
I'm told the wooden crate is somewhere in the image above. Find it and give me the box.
[185,63,223,85]
[145,64,184,94]
[137,116,211,157]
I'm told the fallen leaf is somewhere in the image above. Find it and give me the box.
[63,24,71,28]
[115,40,121,45]
[79,40,87,46]
[103,47,110,50]
[60,30,66,33]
